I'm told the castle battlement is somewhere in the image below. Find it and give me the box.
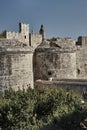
[6,23,30,46]
[6,23,43,48]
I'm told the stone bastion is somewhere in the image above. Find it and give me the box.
[0,39,34,92]
[34,40,76,81]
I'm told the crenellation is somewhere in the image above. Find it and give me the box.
[6,23,30,46]
[6,23,43,48]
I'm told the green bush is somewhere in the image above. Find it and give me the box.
[0,87,86,130]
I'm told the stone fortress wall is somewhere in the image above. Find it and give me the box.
[34,48,76,81]
[0,23,43,91]
[34,36,87,97]
[34,36,87,81]
[1,23,87,94]
[34,37,87,96]
[34,38,77,81]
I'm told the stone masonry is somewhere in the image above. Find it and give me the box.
[34,37,87,82]
[34,40,76,81]
[6,23,30,46]
[1,23,87,94]
[6,23,42,48]
[0,39,34,91]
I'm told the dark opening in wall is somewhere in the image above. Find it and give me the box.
[77,68,80,75]
[24,35,26,39]
[48,71,52,75]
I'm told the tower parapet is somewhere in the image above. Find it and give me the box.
[6,23,44,48]
[6,23,29,46]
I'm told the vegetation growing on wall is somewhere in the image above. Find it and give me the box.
[0,87,87,130]
[0,30,6,38]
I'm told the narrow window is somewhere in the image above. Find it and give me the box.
[48,71,52,75]
[77,69,80,75]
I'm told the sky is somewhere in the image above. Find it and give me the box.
[0,0,87,39]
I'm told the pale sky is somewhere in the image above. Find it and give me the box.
[0,0,87,39]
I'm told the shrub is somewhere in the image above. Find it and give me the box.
[0,87,85,130]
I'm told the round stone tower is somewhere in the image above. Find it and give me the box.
[0,39,34,92]
[34,40,76,81]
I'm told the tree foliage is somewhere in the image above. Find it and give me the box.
[0,87,86,130]
[0,30,6,38]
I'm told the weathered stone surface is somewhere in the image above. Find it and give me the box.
[0,39,34,91]
[6,23,43,49]
[6,23,30,46]
[76,36,87,79]
[35,79,87,95]
[29,34,42,48]
[34,41,76,81]
[1,23,87,94]
[34,36,87,82]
